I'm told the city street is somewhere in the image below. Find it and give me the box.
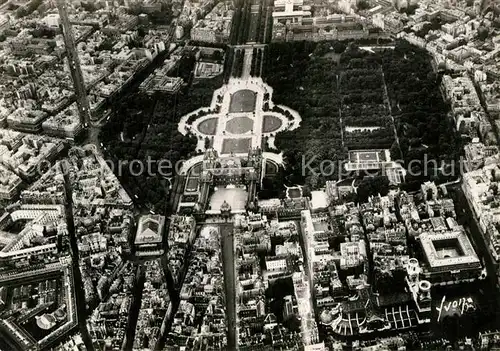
[220,223,237,349]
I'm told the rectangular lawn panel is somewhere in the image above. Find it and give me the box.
[221,138,252,154]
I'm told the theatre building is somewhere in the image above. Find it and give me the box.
[134,215,166,257]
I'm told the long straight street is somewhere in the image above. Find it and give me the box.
[220,223,237,350]
[62,166,94,351]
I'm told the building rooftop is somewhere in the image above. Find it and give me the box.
[42,103,83,139]
[419,229,480,270]
[135,214,165,245]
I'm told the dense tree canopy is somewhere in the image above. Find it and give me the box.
[356,176,390,203]
[264,40,456,191]
[265,41,345,188]
[380,41,460,184]
[101,55,223,213]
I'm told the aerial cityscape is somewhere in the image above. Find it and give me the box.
[0,0,499,350]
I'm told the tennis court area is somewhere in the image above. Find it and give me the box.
[348,150,386,163]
